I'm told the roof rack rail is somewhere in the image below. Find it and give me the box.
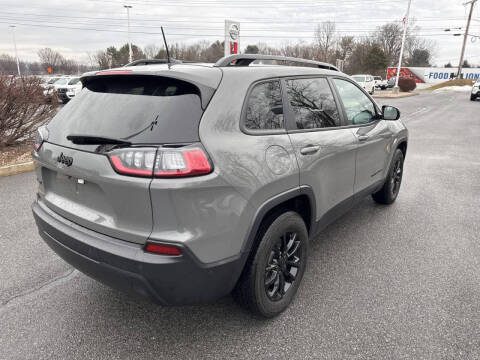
[214,54,339,71]
[124,58,182,67]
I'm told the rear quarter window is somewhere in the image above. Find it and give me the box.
[244,80,284,131]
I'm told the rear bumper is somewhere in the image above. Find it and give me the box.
[32,200,244,305]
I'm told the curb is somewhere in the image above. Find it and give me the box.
[372,92,418,99]
[0,161,35,177]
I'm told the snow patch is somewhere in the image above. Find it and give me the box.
[433,85,473,93]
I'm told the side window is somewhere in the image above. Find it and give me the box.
[245,80,284,130]
[333,79,377,125]
[285,77,340,129]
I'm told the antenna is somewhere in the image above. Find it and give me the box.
[161,26,172,69]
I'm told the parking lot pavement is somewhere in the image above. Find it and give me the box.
[1,91,479,359]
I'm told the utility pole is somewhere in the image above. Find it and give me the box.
[9,25,21,76]
[393,0,412,93]
[457,0,477,78]
[124,5,133,63]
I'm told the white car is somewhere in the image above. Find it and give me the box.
[352,74,376,95]
[41,76,62,90]
[374,76,388,90]
[43,76,71,97]
[471,79,479,101]
[57,77,82,103]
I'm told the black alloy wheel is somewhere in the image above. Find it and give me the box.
[264,231,301,301]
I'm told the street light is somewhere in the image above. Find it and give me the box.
[9,25,21,76]
[124,5,133,63]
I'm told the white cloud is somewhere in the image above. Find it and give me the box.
[0,0,479,66]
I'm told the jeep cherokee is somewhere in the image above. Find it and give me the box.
[32,54,408,317]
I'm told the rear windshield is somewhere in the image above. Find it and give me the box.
[46,75,204,149]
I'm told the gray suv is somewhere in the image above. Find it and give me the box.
[32,55,408,317]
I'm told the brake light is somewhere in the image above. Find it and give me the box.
[108,147,212,178]
[145,242,182,256]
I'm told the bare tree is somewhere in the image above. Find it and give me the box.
[59,58,78,74]
[0,54,18,75]
[280,42,316,60]
[0,76,59,148]
[338,36,355,60]
[143,44,160,59]
[375,23,403,66]
[93,50,112,69]
[315,21,336,62]
[37,48,65,73]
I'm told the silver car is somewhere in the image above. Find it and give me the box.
[32,54,408,317]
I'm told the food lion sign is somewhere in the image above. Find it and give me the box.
[225,20,240,57]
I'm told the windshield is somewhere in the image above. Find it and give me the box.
[47,77,60,84]
[68,78,80,85]
[352,76,366,82]
[54,78,70,85]
[374,76,381,80]
[46,75,206,150]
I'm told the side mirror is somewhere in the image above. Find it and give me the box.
[382,105,400,120]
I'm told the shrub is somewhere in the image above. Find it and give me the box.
[398,77,416,92]
[0,76,58,149]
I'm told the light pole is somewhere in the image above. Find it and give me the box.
[9,25,21,76]
[124,5,133,63]
[393,0,412,94]
[457,0,477,78]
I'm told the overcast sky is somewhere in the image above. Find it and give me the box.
[1,0,479,67]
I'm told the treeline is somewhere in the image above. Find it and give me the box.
[92,21,437,76]
[0,21,440,76]
[0,50,93,76]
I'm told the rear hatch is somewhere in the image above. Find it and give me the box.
[35,68,221,244]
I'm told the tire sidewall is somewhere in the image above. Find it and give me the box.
[386,149,404,202]
[252,212,308,317]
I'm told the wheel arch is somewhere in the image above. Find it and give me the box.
[241,186,316,257]
[396,139,408,158]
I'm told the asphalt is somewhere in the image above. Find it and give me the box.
[1,90,479,360]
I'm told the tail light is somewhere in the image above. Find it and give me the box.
[109,148,156,177]
[33,126,48,152]
[108,146,213,178]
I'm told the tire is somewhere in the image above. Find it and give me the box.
[471,94,476,101]
[233,211,308,318]
[372,149,404,205]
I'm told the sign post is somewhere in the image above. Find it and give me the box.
[224,20,240,57]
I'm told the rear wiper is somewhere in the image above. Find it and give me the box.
[66,135,132,146]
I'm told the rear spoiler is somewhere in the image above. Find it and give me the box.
[80,69,219,110]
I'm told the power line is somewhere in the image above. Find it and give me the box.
[2,8,469,24]
[86,0,398,8]
[1,15,469,33]
[0,20,460,39]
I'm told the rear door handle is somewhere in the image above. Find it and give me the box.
[357,135,369,142]
[300,145,320,155]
